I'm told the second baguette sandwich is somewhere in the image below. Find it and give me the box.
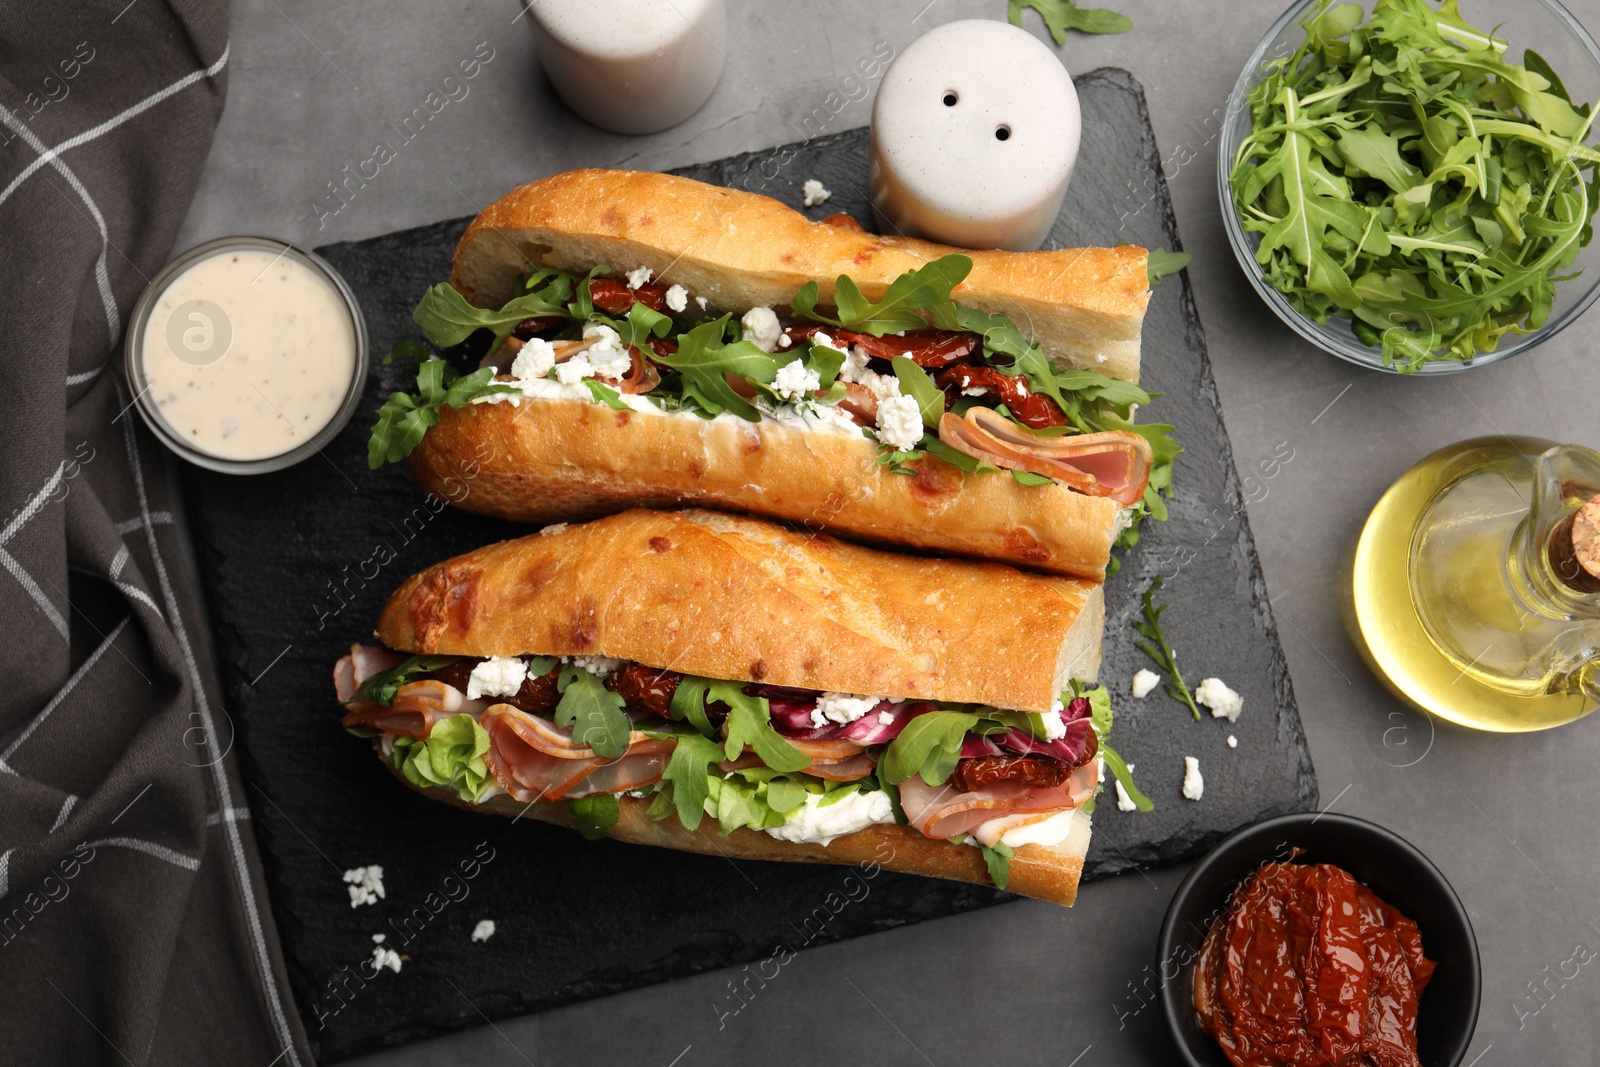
[370,170,1180,580]
[335,509,1152,906]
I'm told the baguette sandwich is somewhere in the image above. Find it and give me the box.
[369,169,1179,580]
[334,509,1150,906]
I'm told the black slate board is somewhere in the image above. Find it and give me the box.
[183,68,1316,1062]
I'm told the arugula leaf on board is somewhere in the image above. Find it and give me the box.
[553,665,631,759]
[792,254,972,337]
[1146,248,1193,286]
[1229,0,1600,370]
[1131,576,1202,721]
[349,655,463,706]
[566,794,620,841]
[1008,0,1132,41]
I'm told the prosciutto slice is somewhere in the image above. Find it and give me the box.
[342,679,475,740]
[481,705,674,803]
[898,761,1098,841]
[938,408,1153,505]
[333,644,408,703]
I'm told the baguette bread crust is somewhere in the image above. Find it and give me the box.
[376,508,1102,711]
[412,396,1121,579]
[394,764,1090,907]
[450,169,1149,381]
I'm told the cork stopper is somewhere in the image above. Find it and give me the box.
[1551,493,1600,594]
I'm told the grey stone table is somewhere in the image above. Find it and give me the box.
[176,1,1600,1063]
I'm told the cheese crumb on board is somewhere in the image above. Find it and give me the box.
[1195,677,1243,723]
[1182,756,1204,801]
[802,178,832,207]
[471,920,496,943]
[1115,780,1138,812]
[343,865,385,908]
[1131,668,1160,699]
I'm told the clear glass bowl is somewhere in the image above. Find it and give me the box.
[1218,0,1600,374]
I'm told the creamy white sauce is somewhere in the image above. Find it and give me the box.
[997,808,1078,849]
[141,248,356,461]
[762,790,894,846]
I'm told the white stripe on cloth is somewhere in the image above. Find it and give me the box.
[0,461,66,545]
[0,109,120,343]
[114,511,173,535]
[0,615,131,771]
[117,381,303,1066]
[51,795,78,833]
[0,546,70,639]
[83,837,199,872]
[66,365,105,387]
[0,44,231,212]
[204,807,251,826]
[0,849,10,899]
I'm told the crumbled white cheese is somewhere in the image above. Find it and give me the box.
[539,523,568,536]
[370,942,402,974]
[877,710,895,726]
[1015,380,1030,398]
[664,284,688,313]
[471,920,496,943]
[371,933,385,943]
[1227,735,1238,749]
[772,359,821,401]
[802,178,832,207]
[875,394,924,451]
[810,330,839,352]
[779,334,792,349]
[763,790,893,846]
[695,295,708,311]
[553,353,595,385]
[572,654,624,678]
[580,322,631,378]
[1195,677,1243,723]
[1131,668,1160,699]
[343,865,385,908]
[1039,702,1067,742]
[741,306,783,353]
[1115,780,1138,812]
[1182,756,1204,801]
[467,656,527,700]
[961,386,988,397]
[811,692,883,727]
[764,400,863,438]
[510,337,558,380]
[838,346,901,402]
[1097,757,1105,783]
[625,266,653,289]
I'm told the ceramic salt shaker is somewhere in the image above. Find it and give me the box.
[522,0,726,135]
[870,19,1081,251]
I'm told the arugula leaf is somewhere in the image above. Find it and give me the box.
[584,379,630,410]
[566,264,611,319]
[1132,576,1201,721]
[921,435,1000,475]
[1099,741,1153,812]
[553,665,631,759]
[890,355,946,429]
[1011,469,1055,486]
[653,730,724,832]
[1146,248,1192,287]
[1008,0,1132,41]
[367,359,515,468]
[806,338,847,388]
[567,794,620,841]
[979,840,1014,889]
[350,654,463,706]
[390,713,495,803]
[792,254,972,337]
[412,281,570,350]
[647,316,777,421]
[717,682,811,773]
[880,711,979,786]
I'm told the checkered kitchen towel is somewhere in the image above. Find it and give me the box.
[0,3,312,1063]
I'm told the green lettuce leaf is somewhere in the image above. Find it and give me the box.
[647,316,778,421]
[880,711,979,786]
[390,713,495,803]
[979,840,1014,889]
[792,254,972,337]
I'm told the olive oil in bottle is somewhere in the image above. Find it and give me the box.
[1353,437,1600,732]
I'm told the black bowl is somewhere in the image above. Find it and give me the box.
[1157,813,1480,1066]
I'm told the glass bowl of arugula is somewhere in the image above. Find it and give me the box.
[1219,0,1600,373]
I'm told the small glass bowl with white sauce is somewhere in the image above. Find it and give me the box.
[124,235,369,474]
